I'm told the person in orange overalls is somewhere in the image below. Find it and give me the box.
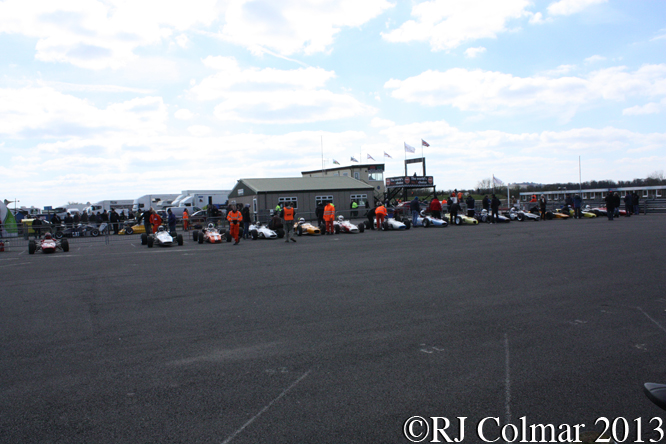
[149,209,162,234]
[323,201,335,234]
[227,205,243,245]
[375,203,387,231]
[182,208,189,231]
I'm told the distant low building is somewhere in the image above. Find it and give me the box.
[301,163,385,199]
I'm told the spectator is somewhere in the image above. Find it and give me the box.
[81,212,89,224]
[491,194,501,224]
[612,192,621,218]
[110,209,120,234]
[64,212,74,229]
[632,191,640,216]
[465,194,475,218]
[32,216,43,239]
[624,192,633,216]
[410,196,420,227]
[366,205,376,230]
[482,195,490,212]
[429,196,442,219]
[573,194,583,219]
[605,192,615,221]
[449,198,459,226]
[241,204,252,240]
[315,201,325,227]
[167,208,177,234]
[539,195,547,220]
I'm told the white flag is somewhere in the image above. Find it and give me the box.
[493,175,504,186]
[350,156,359,162]
[384,152,392,158]
[404,142,416,153]
[367,154,375,161]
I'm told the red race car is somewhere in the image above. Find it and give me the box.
[28,233,69,254]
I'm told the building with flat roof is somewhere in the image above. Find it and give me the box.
[227,176,375,222]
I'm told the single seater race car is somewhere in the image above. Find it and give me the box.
[192,224,224,243]
[119,223,146,235]
[141,226,184,247]
[55,223,101,238]
[508,208,540,221]
[365,217,411,230]
[294,218,322,236]
[29,233,69,254]
[447,212,481,225]
[408,211,448,228]
[248,222,284,240]
[333,216,365,233]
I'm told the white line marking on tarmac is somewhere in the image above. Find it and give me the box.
[220,369,311,444]
[504,333,512,436]
[638,306,666,335]
[0,262,31,268]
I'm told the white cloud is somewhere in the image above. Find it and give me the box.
[465,47,486,58]
[220,0,393,55]
[0,0,219,69]
[0,86,167,138]
[585,55,606,64]
[652,29,666,41]
[382,0,532,51]
[174,109,195,120]
[191,57,375,124]
[371,117,395,128]
[623,99,665,116]
[547,0,607,16]
[187,125,212,136]
[384,64,666,117]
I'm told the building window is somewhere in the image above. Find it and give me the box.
[369,172,383,181]
[643,189,649,198]
[589,192,595,199]
[354,172,360,180]
[343,172,348,176]
[350,194,368,207]
[315,195,333,206]
[253,198,257,213]
[278,197,298,209]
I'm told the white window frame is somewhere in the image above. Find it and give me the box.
[354,172,360,180]
[253,198,257,214]
[315,195,333,206]
[643,189,649,198]
[657,189,662,198]
[278,197,298,209]
[350,194,368,207]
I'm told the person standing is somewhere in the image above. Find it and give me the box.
[624,192,633,216]
[632,191,640,216]
[605,191,615,221]
[539,195,547,220]
[465,194,475,218]
[482,195,490,213]
[573,194,583,219]
[182,208,189,231]
[64,212,74,230]
[491,194,501,224]
[73,212,80,225]
[32,216,42,239]
[375,203,387,231]
[110,209,120,234]
[280,202,297,243]
[227,205,242,245]
[241,204,252,239]
[149,209,162,234]
[167,208,177,233]
[366,204,377,230]
[429,196,442,219]
[410,196,420,227]
[612,192,621,218]
[315,201,325,227]
[350,200,359,218]
[449,198,459,226]
[323,201,336,235]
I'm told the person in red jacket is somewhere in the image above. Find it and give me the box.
[429,196,442,219]
[227,205,243,245]
[149,209,162,234]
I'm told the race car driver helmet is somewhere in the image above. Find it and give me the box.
[299,217,305,223]
[44,233,52,239]
[419,210,425,216]
[208,223,214,229]
[157,226,166,232]
[338,215,344,221]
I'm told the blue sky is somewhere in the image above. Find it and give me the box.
[1,0,664,208]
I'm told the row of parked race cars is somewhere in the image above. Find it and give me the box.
[26,204,621,253]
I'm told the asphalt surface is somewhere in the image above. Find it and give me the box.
[1,215,665,443]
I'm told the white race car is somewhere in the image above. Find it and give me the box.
[409,211,449,227]
[365,217,411,230]
[248,222,284,240]
[141,226,184,247]
[333,216,365,233]
[508,208,540,221]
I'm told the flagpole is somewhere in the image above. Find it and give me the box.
[579,156,582,194]
[321,136,324,176]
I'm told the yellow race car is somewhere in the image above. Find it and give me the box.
[294,218,322,235]
[119,223,146,235]
[445,213,479,225]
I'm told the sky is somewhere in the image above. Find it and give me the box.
[1,0,665,208]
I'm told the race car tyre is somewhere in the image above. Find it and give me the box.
[276,229,285,238]
[147,236,154,248]
[405,221,411,230]
[335,225,340,234]
[91,229,100,237]
[125,227,134,235]
[517,213,525,222]
[251,229,258,240]
[382,221,389,231]
[192,231,199,242]
[141,233,148,245]
[198,233,204,244]
[177,234,184,246]
[62,239,69,252]
[423,219,430,228]
[546,212,554,220]
[358,223,365,233]
[55,231,64,239]
[28,240,36,254]
[363,221,371,229]
[226,233,232,242]
[455,217,462,226]
[297,226,303,236]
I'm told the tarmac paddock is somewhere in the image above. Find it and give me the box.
[1,215,665,443]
